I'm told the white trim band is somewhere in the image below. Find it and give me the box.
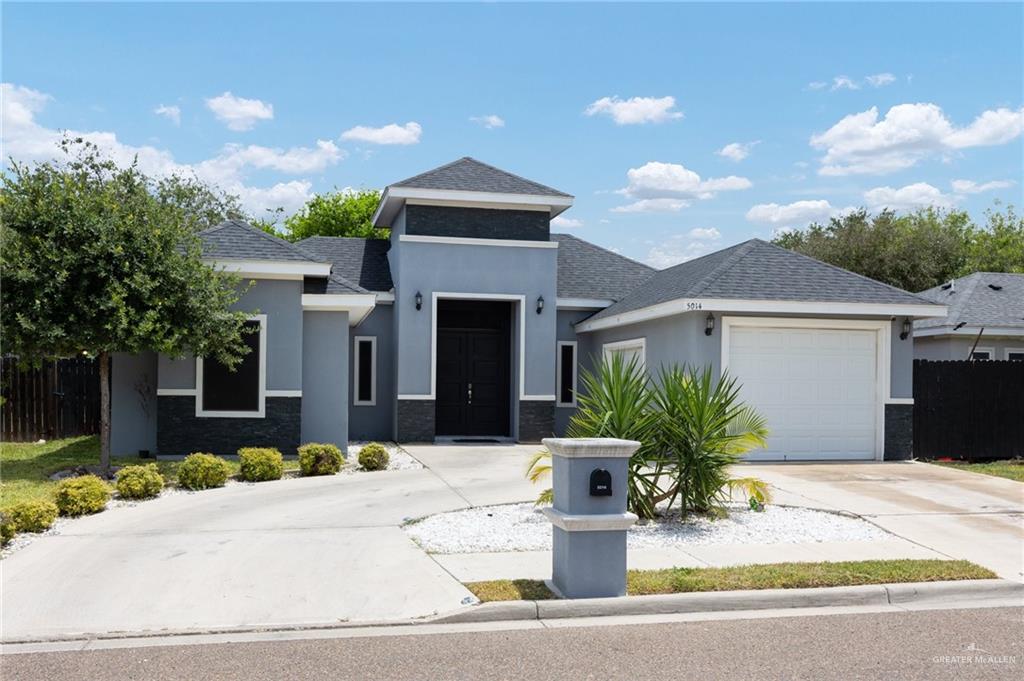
[399,234,559,249]
[556,297,614,310]
[542,508,638,532]
[206,259,331,280]
[156,388,196,397]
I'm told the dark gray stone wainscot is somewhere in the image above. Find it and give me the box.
[518,400,555,443]
[157,396,301,456]
[884,403,913,460]
[397,399,436,443]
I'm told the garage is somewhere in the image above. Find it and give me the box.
[723,319,884,461]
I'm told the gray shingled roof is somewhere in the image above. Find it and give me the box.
[391,157,571,198]
[298,237,394,292]
[915,272,1024,330]
[588,239,937,322]
[553,234,655,300]
[200,220,326,263]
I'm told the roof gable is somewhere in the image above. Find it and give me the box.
[916,272,1024,329]
[391,157,571,198]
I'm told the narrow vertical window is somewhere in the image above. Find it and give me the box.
[557,341,577,407]
[354,336,376,406]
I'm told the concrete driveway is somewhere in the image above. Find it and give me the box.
[1,445,539,642]
[741,462,1024,581]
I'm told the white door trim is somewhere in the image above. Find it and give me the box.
[720,316,890,461]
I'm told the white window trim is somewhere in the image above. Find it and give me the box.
[602,337,646,368]
[195,314,268,418]
[1006,348,1024,361]
[720,316,891,462]
[398,234,559,249]
[969,347,995,360]
[556,341,578,408]
[353,336,377,406]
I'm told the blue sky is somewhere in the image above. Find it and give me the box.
[3,2,1022,267]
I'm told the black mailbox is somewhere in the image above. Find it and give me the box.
[589,468,612,496]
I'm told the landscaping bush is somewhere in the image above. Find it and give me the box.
[115,464,164,499]
[177,453,231,490]
[358,442,389,471]
[1,512,17,546]
[54,475,111,517]
[238,447,284,482]
[8,500,59,533]
[298,443,344,476]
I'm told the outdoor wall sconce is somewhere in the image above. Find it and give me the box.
[536,295,545,314]
[415,291,423,311]
[900,317,911,340]
[705,313,715,336]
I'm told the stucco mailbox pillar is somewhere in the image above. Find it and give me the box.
[541,437,640,599]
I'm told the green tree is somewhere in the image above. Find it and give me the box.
[1,139,253,469]
[154,174,246,231]
[282,189,386,241]
[964,204,1024,274]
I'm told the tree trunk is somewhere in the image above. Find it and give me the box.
[99,351,111,472]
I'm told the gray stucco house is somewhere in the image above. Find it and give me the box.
[914,272,1024,361]
[110,157,947,461]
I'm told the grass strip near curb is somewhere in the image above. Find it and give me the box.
[1,436,302,508]
[465,560,996,602]
[930,460,1024,483]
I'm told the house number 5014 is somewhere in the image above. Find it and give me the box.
[686,301,703,310]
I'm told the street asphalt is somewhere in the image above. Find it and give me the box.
[4,606,1021,680]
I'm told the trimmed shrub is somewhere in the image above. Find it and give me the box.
[54,475,111,517]
[177,453,231,490]
[298,443,344,476]
[1,512,16,546]
[358,442,389,471]
[238,447,283,482]
[115,464,164,500]
[8,500,59,533]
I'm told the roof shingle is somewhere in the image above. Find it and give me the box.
[298,237,394,292]
[553,234,654,301]
[200,220,326,263]
[391,157,571,198]
[916,272,1024,330]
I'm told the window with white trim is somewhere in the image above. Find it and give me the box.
[197,316,265,417]
[970,347,994,361]
[354,336,377,406]
[556,341,578,407]
[1006,349,1024,361]
[602,338,646,368]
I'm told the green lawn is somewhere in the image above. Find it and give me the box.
[465,559,996,602]
[0,436,301,509]
[930,460,1024,483]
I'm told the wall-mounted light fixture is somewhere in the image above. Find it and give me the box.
[900,317,912,340]
[536,295,545,314]
[705,313,715,336]
[415,291,423,311]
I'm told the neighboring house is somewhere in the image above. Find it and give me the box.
[110,157,946,461]
[914,273,1024,361]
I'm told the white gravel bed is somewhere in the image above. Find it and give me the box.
[348,442,423,471]
[404,502,890,554]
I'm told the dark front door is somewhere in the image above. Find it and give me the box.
[436,301,511,437]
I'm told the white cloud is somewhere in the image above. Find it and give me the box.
[584,96,683,125]
[1,83,340,216]
[865,72,896,88]
[470,114,505,129]
[341,121,421,145]
[551,215,583,229]
[154,104,181,126]
[612,161,751,213]
[716,141,759,162]
[687,227,721,240]
[807,81,829,91]
[951,179,1015,194]
[864,182,957,211]
[811,103,1024,175]
[205,91,273,131]
[745,199,852,226]
[645,235,716,269]
[831,76,860,91]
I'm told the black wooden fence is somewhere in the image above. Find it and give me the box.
[0,357,101,442]
[913,359,1024,461]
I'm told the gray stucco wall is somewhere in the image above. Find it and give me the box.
[914,334,1024,361]
[349,304,395,441]
[301,310,349,449]
[111,352,158,456]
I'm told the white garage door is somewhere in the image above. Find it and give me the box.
[727,326,878,461]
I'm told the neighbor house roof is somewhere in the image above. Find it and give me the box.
[915,272,1024,331]
[586,238,939,324]
[298,237,394,292]
[552,234,655,301]
[200,220,326,263]
[392,157,571,198]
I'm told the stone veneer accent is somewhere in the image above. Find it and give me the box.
[884,403,913,461]
[518,400,555,443]
[157,396,301,456]
[405,205,550,241]
[397,399,436,443]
